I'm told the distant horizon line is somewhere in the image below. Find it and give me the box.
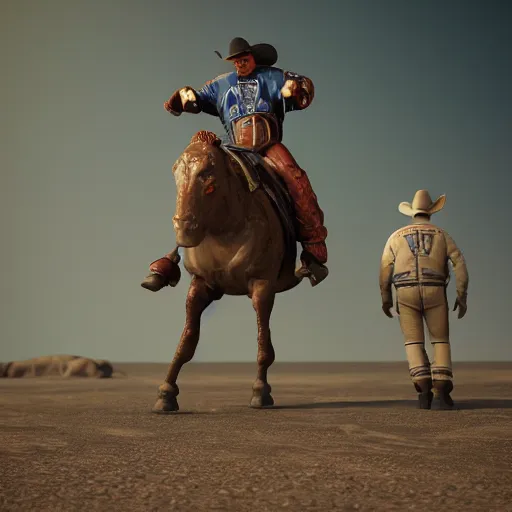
[110,360,512,364]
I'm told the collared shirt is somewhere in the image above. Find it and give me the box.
[195,66,310,143]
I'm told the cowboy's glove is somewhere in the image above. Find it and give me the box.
[453,294,467,319]
[164,89,183,116]
[382,302,394,319]
[281,79,299,99]
[281,79,311,109]
[179,87,201,114]
[164,87,201,116]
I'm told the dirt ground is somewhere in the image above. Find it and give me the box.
[0,362,511,511]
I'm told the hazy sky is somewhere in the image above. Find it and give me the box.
[2,0,511,363]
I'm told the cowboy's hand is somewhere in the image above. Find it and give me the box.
[164,89,183,116]
[281,79,299,98]
[382,302,394,319]
[453,295,467,319]
[179,87,201,114]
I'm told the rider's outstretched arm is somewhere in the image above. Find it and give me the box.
[195,79,221,117]
[164,78,220,117]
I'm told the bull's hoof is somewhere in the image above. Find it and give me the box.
[141,273,168,292]
[152,397,179,414]
[249,394,275,408]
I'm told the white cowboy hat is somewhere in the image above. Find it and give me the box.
[398,190,446,217]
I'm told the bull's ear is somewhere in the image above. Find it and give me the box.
[213,137,222,147]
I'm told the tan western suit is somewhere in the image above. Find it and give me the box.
[379,217,469,384]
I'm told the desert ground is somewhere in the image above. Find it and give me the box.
[0,362,511,511]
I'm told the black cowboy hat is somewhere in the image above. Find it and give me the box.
[214,37,278,66]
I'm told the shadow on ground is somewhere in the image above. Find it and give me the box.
[267,398,512,410]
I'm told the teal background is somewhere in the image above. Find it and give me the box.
[2,0,511,362]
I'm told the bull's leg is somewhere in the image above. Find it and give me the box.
[152,276,221,413]
[249,279,276,408]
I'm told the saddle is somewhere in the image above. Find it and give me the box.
[222,144,297,260]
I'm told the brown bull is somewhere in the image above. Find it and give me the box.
[148,130,320,413]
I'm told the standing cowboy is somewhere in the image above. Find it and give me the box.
[143,37,328,290]
[379,190,469,410]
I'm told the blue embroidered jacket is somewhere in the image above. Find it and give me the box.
[195,66,313,144]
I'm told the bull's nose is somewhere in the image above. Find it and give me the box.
[173,214,198,231]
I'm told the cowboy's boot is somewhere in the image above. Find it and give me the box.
[414,378,434,410]
[432,380,456,410]
[141,248,181,292]
[295,243,329,287]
